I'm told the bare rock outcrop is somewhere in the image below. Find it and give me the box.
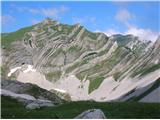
[1,79,65,108]
[75,109,106,119]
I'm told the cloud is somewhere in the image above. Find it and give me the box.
[125,27,159,42]
[17,6,69,18]
[1,15,15,25]
[104,28,121,36]
[109,8,159,42]
[103,27,159,42]
[95,29,121,36]
[41,8,59,18]
[115,8,134,27]
[105,10,159,42]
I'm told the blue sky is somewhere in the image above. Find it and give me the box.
[1,1,160,41]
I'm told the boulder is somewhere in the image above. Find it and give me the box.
[75,109,106,119]
[25,100,54,110]
[39,102,54,107]
[26,103,40,110]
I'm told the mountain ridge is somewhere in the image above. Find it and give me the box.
[1,18,160,102]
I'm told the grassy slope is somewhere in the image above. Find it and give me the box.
[132,64,160,77]
[140,64,160,76]
[89,76,105,94]
[1,25,34,47]
[1,96,160,119]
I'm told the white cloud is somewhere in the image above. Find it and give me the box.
[104,28,121,36]
[106,8,159,42]
[125,27,159,42]
[17,6,69,18]
[103,27,159,42]
[1,15,15,25]
[95,29,121,36]
[41,8,59,18]
[115,8,134,27]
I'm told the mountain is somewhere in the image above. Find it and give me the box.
[1,78,65,107]
[1,18,160,102]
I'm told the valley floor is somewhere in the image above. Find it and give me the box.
[1,96,160,119]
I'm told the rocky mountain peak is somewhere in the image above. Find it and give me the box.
[1,18,160,102]
[42,18,54,25]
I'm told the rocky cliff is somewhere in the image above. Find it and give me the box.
[1,18,160,102]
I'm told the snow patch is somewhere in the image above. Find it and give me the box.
[7,65,36,77]
[54,88,66,93]
[23,65,36,73]
[7,67,21,77]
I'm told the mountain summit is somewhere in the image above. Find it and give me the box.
[1,18,160,102]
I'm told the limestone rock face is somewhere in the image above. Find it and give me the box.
[1,18,160,102]
[75,109,106,119]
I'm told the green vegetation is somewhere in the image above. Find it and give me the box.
[86,30,98,40]
[1,25,34,47]
[1,65,16,79]
[2,96,160,119]
[114,34,137,46]
[76,46,128,80]
[50,24,73,35]
[1,65,8,77]
[25,85,65,104]
[80,28,98,40]
[98,48,110,56]
[45,71,62,81]
[66,62,80,74]
[140,64,160,76]
[76,72,85,81]
[68,45,81,52]
[132,64,160,77]
[66,59,89,74]
[75,63,104,81]
[61,24,74,34]
[113,72,122,81]
[25,85,43,98]
[88,76,105,94]
[132,43,147,57]
[50,48,65,58]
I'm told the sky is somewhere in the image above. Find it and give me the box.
[1,1,160,42]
